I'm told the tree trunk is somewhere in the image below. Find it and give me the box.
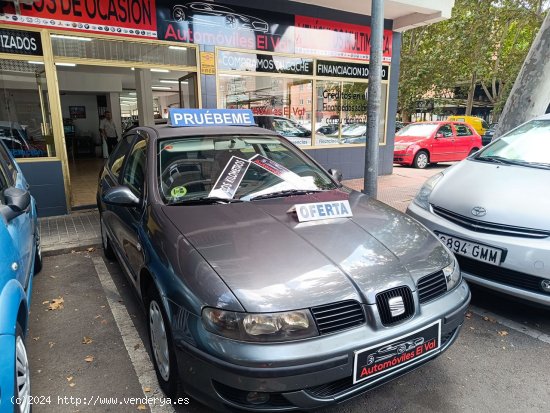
[465,71,477,116]
[494,12,550,138]
[401,109,411,123]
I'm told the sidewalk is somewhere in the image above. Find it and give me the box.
[39,164,451,253]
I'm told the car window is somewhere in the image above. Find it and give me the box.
[455,124,472,137]
[108,135,135,178]
[0,161,8,198]
[437,125,453,138]
[0,142,17,185]
[396,123,439,137]
[482,120,489,129]
[122,138,146,196]
[158,135,337,204]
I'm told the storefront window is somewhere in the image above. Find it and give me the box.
[0,59,54,158]
[219,74,313,146]
[315,81,387,145]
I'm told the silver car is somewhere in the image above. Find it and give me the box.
[407,114,550,307]
[98,111,470,411]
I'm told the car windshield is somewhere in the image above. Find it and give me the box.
[475,119,550,168]
[396,123,438,137]
[158,135,337,205]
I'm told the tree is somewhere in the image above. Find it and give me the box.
[494,10,550,136]
[397,0,547,121]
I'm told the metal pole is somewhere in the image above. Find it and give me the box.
[364,0,384,197]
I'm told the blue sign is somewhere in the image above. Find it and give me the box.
[169,109,255,127]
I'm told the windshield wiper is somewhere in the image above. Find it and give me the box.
[248,189,323,201]
[168,196,244,205]
[504,160,550,170]
[476,155,514,165]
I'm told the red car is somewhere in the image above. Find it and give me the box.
[393,121,482,168]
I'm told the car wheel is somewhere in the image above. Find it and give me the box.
[15,323,31,413]
[34,228,42,274]
[172,6,185,22]
[413,151,429,169]
[100,214,115,260]
[147,289,180,398]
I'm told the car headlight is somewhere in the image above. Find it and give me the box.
[413,172,444,210]
[202,308,318,342]
[394,144,410,151]
[442,257,461,290]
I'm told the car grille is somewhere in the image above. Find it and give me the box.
[310,300,366,335]
[305,328,457,399]
[418,270,447,303]
[431,205,550,239]
[375,286,414,326]
[457,255,550,295]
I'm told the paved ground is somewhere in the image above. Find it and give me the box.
[29,164,550,412]
[27,251,550,413]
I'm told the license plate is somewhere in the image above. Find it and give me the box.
[353,320,441,384]
[437,232,503,265]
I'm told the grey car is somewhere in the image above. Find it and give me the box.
[97,116,470,411]
[407,114,550,307]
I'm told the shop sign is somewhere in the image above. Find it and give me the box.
[156,0,294,53]
[200,51,215,75]
[218,51,313,75]
[0,28,42,55]
[0,0,157,38]
[295,16,393,61]
[316,60,389,80]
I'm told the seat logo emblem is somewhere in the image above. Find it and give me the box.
[471,206,487,217]
[541,280,550,292]
[388,296,405,317]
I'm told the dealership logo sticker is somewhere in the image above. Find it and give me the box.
[209,156,251,199]
[353,320,441,384]
[293,200,353,222]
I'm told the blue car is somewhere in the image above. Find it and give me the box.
[0,141,41,413]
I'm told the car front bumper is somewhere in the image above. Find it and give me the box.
[407,202,550,307]
[393,151,414,165]
[173,282,470,411]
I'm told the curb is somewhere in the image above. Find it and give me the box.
[43,240,102,257]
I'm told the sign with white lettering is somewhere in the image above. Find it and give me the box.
[249,155,305,187]
[209,156,250,199]
[0,28,42,56]
[294,200,353,222]
[218,51,313,75]
[316,60,389,80]
[169,109,255,127]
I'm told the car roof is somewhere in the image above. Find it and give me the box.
[143,124,280,140]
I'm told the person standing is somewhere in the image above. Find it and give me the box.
[99,111,118,155]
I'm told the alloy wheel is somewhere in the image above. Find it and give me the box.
[16,335,31,413]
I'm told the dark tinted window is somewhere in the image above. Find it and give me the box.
[438,125,453,137]
[0,142,17,184]
[455,124,472,136]
[122,139,146,196]
[108,135,134,178]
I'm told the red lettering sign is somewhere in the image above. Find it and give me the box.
[0,0,157,38]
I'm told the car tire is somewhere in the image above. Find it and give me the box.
[14,323,31,413]
[34,228,42,274]
[146,288,180,399]
[413,150,429,169]
[100,214,115,260]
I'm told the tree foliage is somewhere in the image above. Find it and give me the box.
[398,0,547,121]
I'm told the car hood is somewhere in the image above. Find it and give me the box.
[395,135,427,145]
[430,159,550,231]
[161,189,449,312]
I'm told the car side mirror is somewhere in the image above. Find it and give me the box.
[0,187,31,222]
[328,168,343,183]
[102,186,141,208]
[435,133,444,139]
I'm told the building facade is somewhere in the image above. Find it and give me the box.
[0,0,453,216]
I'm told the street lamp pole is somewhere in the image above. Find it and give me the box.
[364,0,384,197]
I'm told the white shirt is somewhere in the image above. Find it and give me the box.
[100,118,117,138]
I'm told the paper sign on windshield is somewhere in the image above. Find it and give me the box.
[208,156,251,199]
[249,154,305,187]
[294,200,353,222]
